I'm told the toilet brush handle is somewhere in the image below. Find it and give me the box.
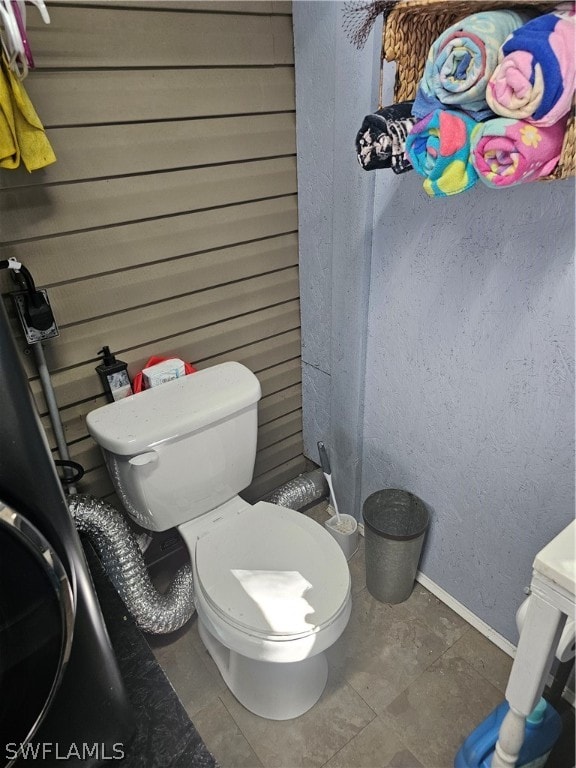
[317,441,331,475]
[326,474,341,519]
[318,442,341,521]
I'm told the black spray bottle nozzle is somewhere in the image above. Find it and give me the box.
[98,346,116,365]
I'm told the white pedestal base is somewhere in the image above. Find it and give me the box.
[198,618,329,720]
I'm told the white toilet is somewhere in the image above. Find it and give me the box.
[86,362,351,720]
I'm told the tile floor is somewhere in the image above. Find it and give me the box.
[147,502,565,768]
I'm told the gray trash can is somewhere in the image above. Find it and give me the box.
[363,489,429,604]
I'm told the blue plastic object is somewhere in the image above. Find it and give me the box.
[455,697,562,768]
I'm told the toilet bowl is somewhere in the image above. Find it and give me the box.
[182,498,351,719]
[86,362,352,720]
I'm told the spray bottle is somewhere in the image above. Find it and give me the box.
[96,347,133,402]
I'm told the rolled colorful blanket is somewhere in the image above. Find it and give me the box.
[486,6,576,126]
[405,109,478,197]
[471,116,566,187]
[413,10,532,121]
[356,101,416,173]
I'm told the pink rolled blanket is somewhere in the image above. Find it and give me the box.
[486,6,576,126]
[470,117,566,187]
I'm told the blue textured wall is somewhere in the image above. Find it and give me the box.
[293,2,575,642]
[364,171,575,641]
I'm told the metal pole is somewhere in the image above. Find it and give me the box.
[32,342,77,495]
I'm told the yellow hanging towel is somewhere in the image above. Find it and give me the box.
[0,55,56,172]
[0,57,19,168]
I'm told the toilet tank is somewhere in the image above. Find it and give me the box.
[86,362,261,532]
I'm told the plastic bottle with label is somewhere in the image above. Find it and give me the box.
[454,697,562,768]
[95,346,133,402]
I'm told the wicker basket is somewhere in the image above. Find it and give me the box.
[380,0,575,180]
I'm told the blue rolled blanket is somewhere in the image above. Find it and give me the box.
[405,109,479,197]
[486,6,576,126]
[413,9,532,121]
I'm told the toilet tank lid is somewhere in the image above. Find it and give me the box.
[86,362,261,456]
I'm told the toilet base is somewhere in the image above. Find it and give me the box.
[198,618,328,720]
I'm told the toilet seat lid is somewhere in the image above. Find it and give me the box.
[195,503,351,639]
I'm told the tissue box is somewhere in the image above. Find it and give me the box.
[142,358,186,389]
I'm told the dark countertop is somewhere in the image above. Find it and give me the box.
[83,542,217,768]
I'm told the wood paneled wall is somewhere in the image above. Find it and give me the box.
[0,0,307,504]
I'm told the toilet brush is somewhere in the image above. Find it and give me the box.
[317,441,342,525]
[317,441,358,558]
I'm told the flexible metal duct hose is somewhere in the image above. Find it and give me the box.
[264,468,328,509]
[69,494,195,635]
[69,470,326,635]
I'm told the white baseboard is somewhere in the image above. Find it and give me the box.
[418,566,576,707]
[414,570,517,658]
[357,521,575,705]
